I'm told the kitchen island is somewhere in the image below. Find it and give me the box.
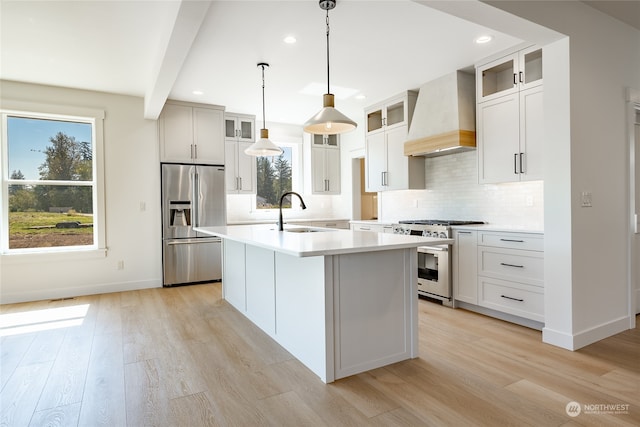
[194,224,453,383]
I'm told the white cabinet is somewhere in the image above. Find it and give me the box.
[452,229,478,305]
[159,102,225,164]
[476,46,542,103]
[477,231,544,322]
[365,91,417,135]
[225,113,256,194]
[310,134,340,194]
[364,91,424,192]
[224,114,255,143]
[477,46,543,184]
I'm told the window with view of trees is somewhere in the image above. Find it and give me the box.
[2,115,97,251]
[256,146,293,209]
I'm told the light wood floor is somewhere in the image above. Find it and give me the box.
[1,283,638,426]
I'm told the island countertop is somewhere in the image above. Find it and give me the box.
[194,224,453,257]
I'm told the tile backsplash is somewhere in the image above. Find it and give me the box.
[378,151,544,229]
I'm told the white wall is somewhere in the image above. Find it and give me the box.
[0,81,162,303]
[480,1,640,348]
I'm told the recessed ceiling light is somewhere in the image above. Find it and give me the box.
[475,35,493,44]
[355,94,366,100]
[284,35,297,44]
[192,90,204,95]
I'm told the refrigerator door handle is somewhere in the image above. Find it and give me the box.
[192,171,199,227]
[167,237,221,245]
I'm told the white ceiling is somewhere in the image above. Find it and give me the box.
[3,0,634,128]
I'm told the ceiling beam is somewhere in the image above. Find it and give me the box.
[144,0,212,120]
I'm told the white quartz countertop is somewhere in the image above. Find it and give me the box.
[195,224,453,257]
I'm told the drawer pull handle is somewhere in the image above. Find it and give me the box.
[500,262,524,268]
[500,238,524,243]
[501,295,524,302]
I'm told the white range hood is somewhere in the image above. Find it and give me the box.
[404,71,476,157]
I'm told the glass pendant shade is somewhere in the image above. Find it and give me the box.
[244,128,283,156]
[303,94,357,135]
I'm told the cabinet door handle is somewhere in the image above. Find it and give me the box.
[458,231,472,234]
[513,73,518,85]
[194,144,198,159]
[191,144,195,159]
[500,262,524,268]
[519,152,525,174]
[501,295,524,302]
[519,71,524,83]
[500,238,525,243]
[514,153,518,174]
[238,177,242,190]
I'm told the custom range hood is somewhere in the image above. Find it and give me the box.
[404,71,476,157]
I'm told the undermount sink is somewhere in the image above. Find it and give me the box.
[270,227,333,233]
[285,228,323,233]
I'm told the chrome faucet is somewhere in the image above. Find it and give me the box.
[278,191,307,231]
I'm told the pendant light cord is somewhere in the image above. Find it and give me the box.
[261,64,266,130]
[326,9,330,95]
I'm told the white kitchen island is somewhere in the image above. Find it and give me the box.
[194,224,452,383]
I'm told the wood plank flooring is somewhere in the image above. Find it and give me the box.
[0,283,638,426]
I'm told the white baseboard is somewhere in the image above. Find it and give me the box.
[544,315,632,350]
[0,279,161,304]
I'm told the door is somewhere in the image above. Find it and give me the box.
[193,107,224,164]
[520,87,544,181]
[385,125,409,190]
[478,94,520,184]
[225,141,238,193]
[163,238,222,285]
[194,165,226,232]
[237,141,256,193]
[160,104,193,163]
[365,132,386,192]
[162,163,197,239]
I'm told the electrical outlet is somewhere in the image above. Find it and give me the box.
[581,191,592,207]
[117,260,124,270]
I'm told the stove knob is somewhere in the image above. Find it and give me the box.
[439,232,447,238]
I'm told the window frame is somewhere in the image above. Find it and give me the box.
[0,101,106,257]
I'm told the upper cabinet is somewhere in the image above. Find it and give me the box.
[225,113,256,194]
[225,114,255,143]
[159,101,225,164]
[476,46,544,184]
[365,91,417,135]
[476,46,542,103]
[305,134,341,194]
[364,92,424,192]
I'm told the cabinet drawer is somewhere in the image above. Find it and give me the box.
[479,231,543,251]
[479,277,544,322]
[478,247,543,286]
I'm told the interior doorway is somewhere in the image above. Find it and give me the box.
[351,158,378,220]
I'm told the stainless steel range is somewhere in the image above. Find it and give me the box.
[394,220,484,305]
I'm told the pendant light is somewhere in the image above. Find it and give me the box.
[303,0,357,135]
[245,62,283,156]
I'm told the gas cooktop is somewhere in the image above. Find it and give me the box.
[398,220,484,226]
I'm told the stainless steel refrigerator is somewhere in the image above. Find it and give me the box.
[161,163,226,286]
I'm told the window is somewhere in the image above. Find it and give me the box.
[255,143,302,210]
[1,109,103,254]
